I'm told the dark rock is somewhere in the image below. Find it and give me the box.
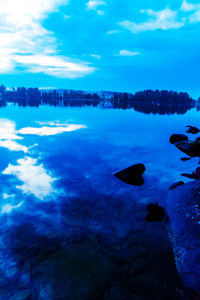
[169,134,188,144]
[165,215,169,224]
[167,181,200,293]
[181,168,200,180]
[193,167,200,179]
[169,181,184,190]
[114,163,145,186]
[180,157,191,161]
[186,126,200,134]
[181,173,199,180]
[175,141,200,157]
[145,204,165,222]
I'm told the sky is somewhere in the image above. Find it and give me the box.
[0,0,200,98]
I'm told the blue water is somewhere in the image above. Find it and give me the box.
[0,105,199,299]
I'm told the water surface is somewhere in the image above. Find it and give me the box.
[0,105,198,299]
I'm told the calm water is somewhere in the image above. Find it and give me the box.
[0,105,199,300]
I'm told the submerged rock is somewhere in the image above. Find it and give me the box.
[145,204,166,222]
[181,167,200,180]
[169,181,184,190]
[181,173,199,179]
[186,126,200,134]
[193,167,200,179]
[175,141,200,157]
[114,163,145,186]
[166,181,200,293]
[180,157,192,161]
[169,134,188,144]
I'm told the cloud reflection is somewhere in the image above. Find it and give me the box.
[3,157,56,200]
[0,119,86,152]
[0,119,87,199]
[1,202,23,214]
[0,119,27,152]
[0,140,28,153]
[0,120,22,140]
[17,124,87,136]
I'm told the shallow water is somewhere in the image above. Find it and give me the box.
[0,105,199,299]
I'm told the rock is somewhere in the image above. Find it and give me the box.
[114,163,145,186]
[181,167,200,180]
[175,141,200,157]
[181,173,199,180]
[169,134,188,144]
[193,167,200,178]
[169,181,184,190]
[33,242,117,300]
[166,181,200,293]
[145,204,165,222]
[180,157,191,161]
[186,126,200,134]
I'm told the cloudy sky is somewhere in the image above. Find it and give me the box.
[0,0,200,97]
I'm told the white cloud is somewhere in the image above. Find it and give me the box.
[91,54,101,59]
[86,0,106,15]
[0,0,95,78]
[181,1,200,23]
[181,0,197,12]
[17,124,86,136]
[119,7,184,33]
[117,50,141,56]
[63,14,71,19]
[12,54,95,78]
[119,2,200,34]
[3,157,56,200]
[106,30,120,35]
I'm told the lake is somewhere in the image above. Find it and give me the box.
[0,104,199,300]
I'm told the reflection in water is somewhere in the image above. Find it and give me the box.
[114,102,193,115]
[0,120,28,152]
[0,140,28,153]
[0,120,21,140]
[0,119,87,201]
[1,202,23,214]
[0,119,86,153]
[3,157,56,200]
[17,124,87,136]
[2,193,15,199]
[0,106,197,299]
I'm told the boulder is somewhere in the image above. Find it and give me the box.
[114,163,145,186]
[145,204,165,222]
[181,173,198,179]
[175,141,200,157]
[181,167,200,180]
[166,181,200,293]
[169,181,184,190]
[186,126,200,134]
[193,167,200,178]
[169,134,188,144]
[180,157,191,161]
